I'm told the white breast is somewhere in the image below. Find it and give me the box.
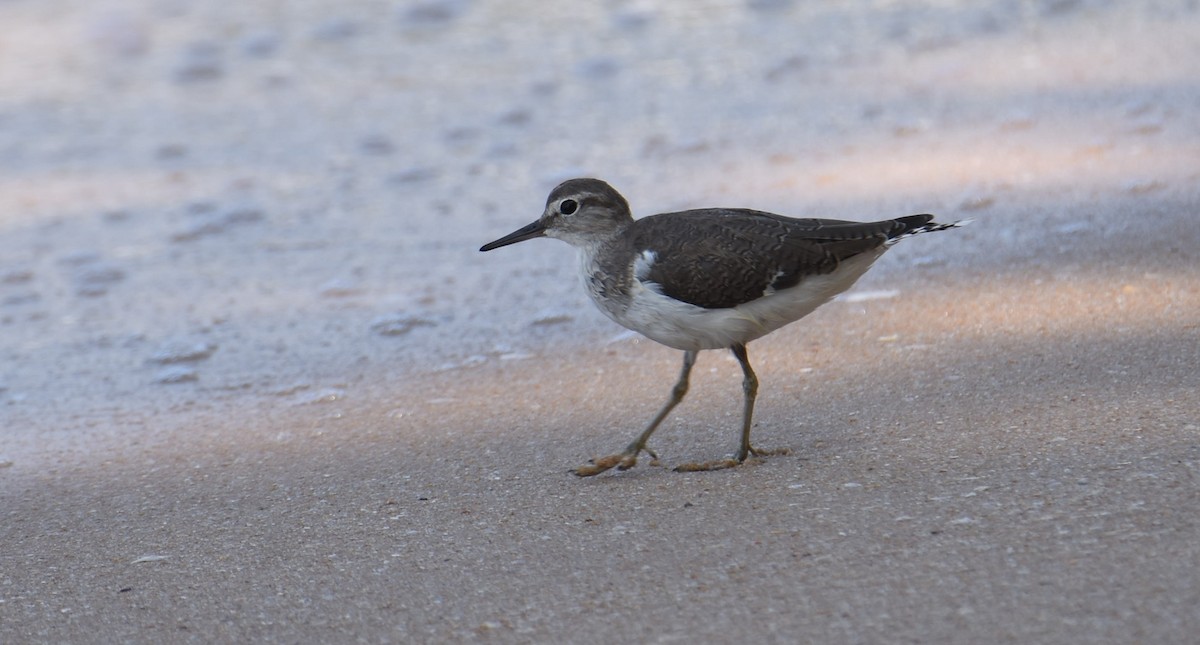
[581,249,885,351]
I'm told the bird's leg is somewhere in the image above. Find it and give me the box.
[675,343,789,472]
[732,342,759,461]
[573,350,697,477]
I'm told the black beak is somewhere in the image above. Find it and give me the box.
[480,219,546,252]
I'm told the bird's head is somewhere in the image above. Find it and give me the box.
[480,178,633,252]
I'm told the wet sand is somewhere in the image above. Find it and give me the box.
[3,1,1199,642]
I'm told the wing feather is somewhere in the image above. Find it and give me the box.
[626,209,924,309]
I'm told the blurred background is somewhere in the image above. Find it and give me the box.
[2,0,1194,466]
[2,1,1199,641]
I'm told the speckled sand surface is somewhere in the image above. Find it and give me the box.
[2,1,1199,642]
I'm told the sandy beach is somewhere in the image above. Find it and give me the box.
[2,1,1198,642]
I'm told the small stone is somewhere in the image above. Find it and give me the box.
[496,108,532,127]
[1125,179,1167,195]
[101,209,132,223]
[74,263,126,296]
[359,134,396,155]
[174,42,223,83]
[155,365,198,384]
[765,55,807,82]
[319,278,363,298]
[241,29,282,58]
[576,57,620,80]
[1038,0,1080,17]
[151,339,217,364]
[155,143,189,160]
[1,267,33,284]
[186,200,219,216]
[612,7,655,30]
[58,251,102,266]
[2,292,40,307]
[223,206,265,225]
[747,0,794,11]
[311,18,360,41]
[170,206,264,242]
[292,387,346,405]
[892,119,931,137]
[371,314,436,336]
[443,126,479,143]
[388,167,439,184]
[530,309,574,326]
[398,0,471,27]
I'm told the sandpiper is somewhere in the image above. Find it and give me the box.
[481,178,964,476]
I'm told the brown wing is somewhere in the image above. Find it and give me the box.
[626,209,931,309]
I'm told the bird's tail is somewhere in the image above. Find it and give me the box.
[886,215,971,245]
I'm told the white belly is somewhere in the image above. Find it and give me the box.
[585,250,885,351]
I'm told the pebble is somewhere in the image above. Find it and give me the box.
[359,134,396,156]
[101,209,132,223]
[171,205,265,242]
[370,314,436,336]
[311,18,360,42]
[1038,0,1081,17]
[319,278,363,298]
[150,339,217,364]
[575,57,620,80]
[155,143,189,160]
[73,263,126,297]
[186,200,220,216]
[241,29,282,58]
[155,365,198,384]
[174,42,224,83]
[388,167,439,185]
[292,387,346,405]
[764,55,808,82]
[612,7,655,31]
[398,0,471,28]
[2,293,40,307]
[746,0,795,12]
[496,108,532,127]
[892,118,932,137]
[58,251,102,267]
[1,267,33,284]
[529,309,574,326]
[1125,179,1166,195]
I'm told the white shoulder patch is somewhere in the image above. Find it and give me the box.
[633,249,657,281]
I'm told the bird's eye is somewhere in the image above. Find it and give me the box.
[559,199,578,215]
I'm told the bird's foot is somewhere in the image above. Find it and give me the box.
[673,446,791,473]
[572,447,659,477]
[748,446,792,458]
[673,458,740,472]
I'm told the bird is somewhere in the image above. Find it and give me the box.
[480,178,964,476]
